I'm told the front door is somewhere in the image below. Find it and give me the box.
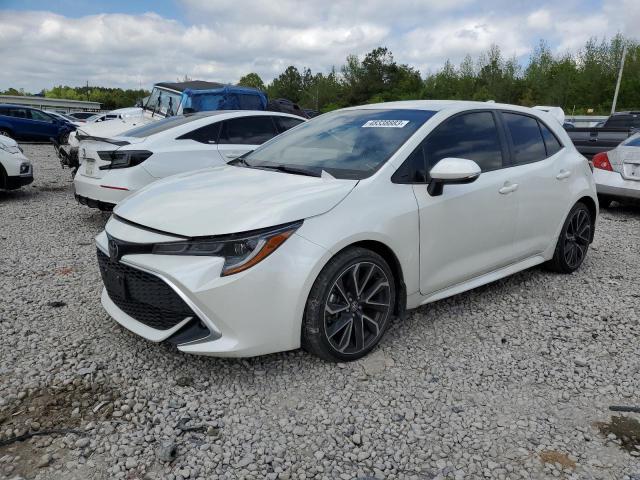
[414,110,519,295]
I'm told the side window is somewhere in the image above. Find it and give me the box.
[273,116,304,133]
[218,116,278,145]
[177,122,221,144]
[392,144,427,183]
[538,122,563,157]
[424,111,504,172]
[9,108,28,119]
[502,113,547,165]
[30,110,53,122]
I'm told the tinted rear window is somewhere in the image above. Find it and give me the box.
[123,113,224,138]
[539,122,563,156]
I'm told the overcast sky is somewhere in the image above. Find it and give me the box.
[0,0,638,92]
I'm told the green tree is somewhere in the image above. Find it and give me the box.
[237,73,265,91]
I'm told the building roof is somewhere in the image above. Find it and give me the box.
[0,94,101,109]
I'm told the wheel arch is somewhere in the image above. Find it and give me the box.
[576,195,597,243]
[335,240,407,318]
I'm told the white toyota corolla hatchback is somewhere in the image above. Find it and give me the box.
[96,100,598,361]
[74,111,305,210]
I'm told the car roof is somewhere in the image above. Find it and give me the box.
[0,103,38,109]
[345,100,542,114]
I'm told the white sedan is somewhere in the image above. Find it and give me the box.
[74,111,305,210]
[95,100,597,360]
[592,132,640,207]
[0,135,33,190]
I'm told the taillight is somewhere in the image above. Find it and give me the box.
[98,150,152,170]
[592,152,612,171]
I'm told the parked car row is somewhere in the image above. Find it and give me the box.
[56,81,310,174]
[10,99,640,361]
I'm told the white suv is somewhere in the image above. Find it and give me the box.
[96,101,597,360]
[0,135,33,190]
[74,111,304,210]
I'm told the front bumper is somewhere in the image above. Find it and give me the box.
[3,174,34,189]
[96,226,331,357]
[594,168,640,200]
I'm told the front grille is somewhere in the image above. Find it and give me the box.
[97,249,198,330]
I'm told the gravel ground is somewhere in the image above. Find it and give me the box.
[1,144,639,480]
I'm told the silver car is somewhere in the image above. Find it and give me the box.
[593,132,640,207]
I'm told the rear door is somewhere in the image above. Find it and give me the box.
[500,112,572,258]
[142,122,223,178]
[216,115,279,161]
[413,110,520,295]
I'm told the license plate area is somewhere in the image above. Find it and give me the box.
[623,163,640,181]
[105,268,128,300]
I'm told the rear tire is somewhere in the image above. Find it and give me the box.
[0,129,12,139]
[546,202,593,274]
[597,194,613,209]
[302,247,396,362]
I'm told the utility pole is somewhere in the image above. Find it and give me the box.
[86,80,89,101]
[611,42,627,115]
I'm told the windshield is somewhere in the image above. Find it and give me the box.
[242,109,435,179]
[144,87,182,117]
[121,112,224,138]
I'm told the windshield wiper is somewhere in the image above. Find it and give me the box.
[257,164,321,177]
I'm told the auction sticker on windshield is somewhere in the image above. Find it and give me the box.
[362,120,409,128]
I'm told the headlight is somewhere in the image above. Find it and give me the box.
[0,142,21,155]
[152,221,302,276]
[98,150,152,170]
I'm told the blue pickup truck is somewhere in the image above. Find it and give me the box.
[0,104,77,142]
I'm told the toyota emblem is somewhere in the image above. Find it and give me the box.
[108,239,119,262]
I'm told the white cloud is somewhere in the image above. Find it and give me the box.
[0,1,632,92]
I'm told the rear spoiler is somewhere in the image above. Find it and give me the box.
[75,133,130,146]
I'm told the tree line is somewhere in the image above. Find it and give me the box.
[3,35,638,114]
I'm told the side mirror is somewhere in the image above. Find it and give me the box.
[427,157,481,196]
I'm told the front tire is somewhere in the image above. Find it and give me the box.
[546,202,593,273]
[302,247,396,362]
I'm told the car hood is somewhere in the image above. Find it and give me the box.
[114,165,358,237]
[76,117,151,141]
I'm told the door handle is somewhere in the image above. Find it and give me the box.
[223,153,240,159]
[556,170,571,180]
[499,182,519,194]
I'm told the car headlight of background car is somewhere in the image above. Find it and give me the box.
[152,221,303,276]
[98,150,153,170]
[0,142,22,155]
